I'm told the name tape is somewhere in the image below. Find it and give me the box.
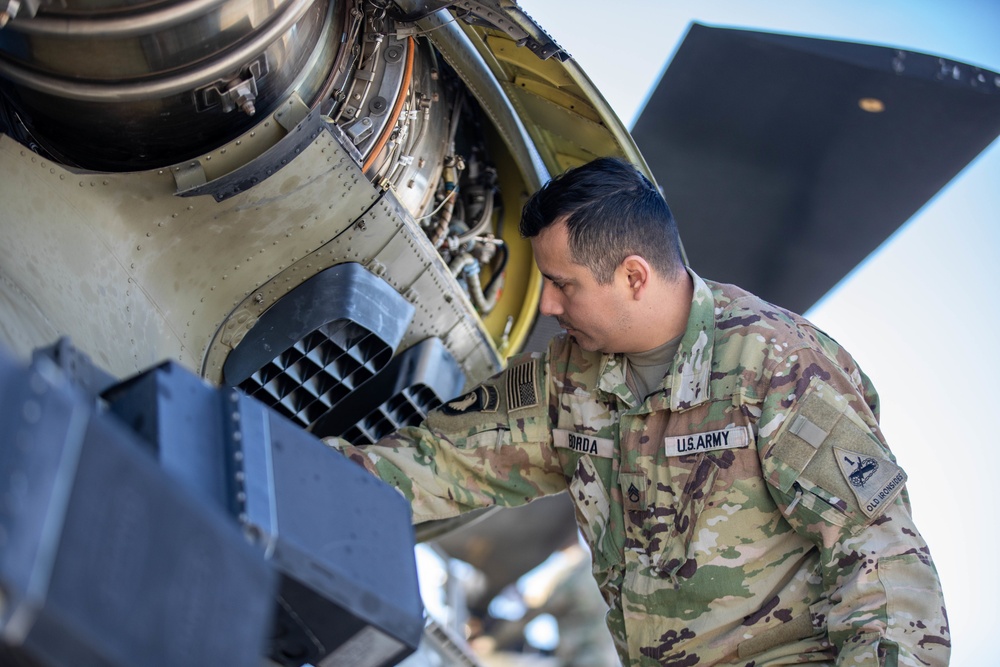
[664,425,752,456]
[553,429,615,458]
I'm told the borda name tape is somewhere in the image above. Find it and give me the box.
[553,429,614,458]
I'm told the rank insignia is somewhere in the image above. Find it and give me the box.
[619,473,647,512]
[627,483,641,504]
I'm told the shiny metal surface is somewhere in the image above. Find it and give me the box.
[7,0,235,38]
[3,0,308,84]
[0,0,341,169]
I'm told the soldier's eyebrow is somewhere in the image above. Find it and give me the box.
[541,271,572,285]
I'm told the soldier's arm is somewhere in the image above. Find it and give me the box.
[757,345,949,667]
[326,352,567,523]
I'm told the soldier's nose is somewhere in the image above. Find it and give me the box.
[539,283,562,317]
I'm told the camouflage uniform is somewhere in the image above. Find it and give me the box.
[332,270,949,666]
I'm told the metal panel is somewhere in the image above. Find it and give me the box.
[103,360,424,667]
[0,349,275,667]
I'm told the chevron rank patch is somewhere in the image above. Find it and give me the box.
[506,359,538,411]
[441,385,499,415]
[835,446,907,518]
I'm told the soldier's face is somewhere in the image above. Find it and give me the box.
[531,221,633,353]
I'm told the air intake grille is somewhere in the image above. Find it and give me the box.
[308,337,465,445]
[238,322,389,429]
[221,263,416,431]
[341,384,444,445]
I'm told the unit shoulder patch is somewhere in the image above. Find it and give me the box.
[442,385,500,415]
[834,446,906,518]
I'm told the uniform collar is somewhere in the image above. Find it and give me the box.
[597,268,716,411]
[667,268,716,410]
[597,355,632,404]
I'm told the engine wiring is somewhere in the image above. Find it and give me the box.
[329,0,508,317]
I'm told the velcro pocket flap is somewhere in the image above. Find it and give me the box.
[768,378,904,525]
[765,378,843,493]
[738,612,815,660]
[426,355,548,447]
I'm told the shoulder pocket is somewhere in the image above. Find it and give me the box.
[425,354,549,449]
[425,386,507,449]
[764,378,904,529]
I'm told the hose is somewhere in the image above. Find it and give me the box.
[363,35,415,173]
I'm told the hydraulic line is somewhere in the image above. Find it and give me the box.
[455,187,494,245]
[363,35,415,173]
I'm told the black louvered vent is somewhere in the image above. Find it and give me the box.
[222,263,416,432]
[238,321,390,429]
[341,383,444,445]
[223,265,468,443]
[309,337,465,445]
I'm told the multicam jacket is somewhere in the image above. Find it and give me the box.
[332,270,950,666]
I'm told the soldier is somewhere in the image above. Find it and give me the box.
[329,157,949,666]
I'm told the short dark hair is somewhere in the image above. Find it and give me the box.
[519,157,684,284]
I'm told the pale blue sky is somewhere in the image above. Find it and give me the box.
[519,1,1000,662]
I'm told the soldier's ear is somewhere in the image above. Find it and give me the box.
[620,255,650,298]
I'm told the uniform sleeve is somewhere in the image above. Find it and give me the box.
[325,351,567,523]
[756,344,950,667]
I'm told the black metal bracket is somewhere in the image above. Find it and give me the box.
[176,106,331,202]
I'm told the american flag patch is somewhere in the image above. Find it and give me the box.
[506,359,538,411]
